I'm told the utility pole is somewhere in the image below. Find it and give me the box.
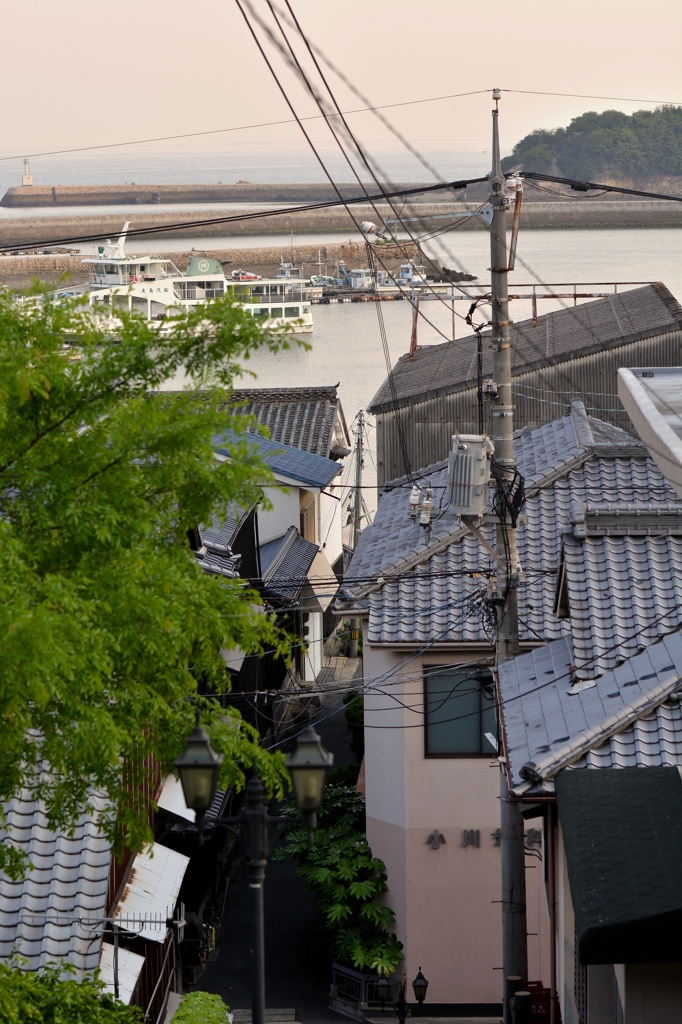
[349,410,364,659]
[488,88,528,1023]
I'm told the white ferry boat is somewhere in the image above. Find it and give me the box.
[67,224,314,333]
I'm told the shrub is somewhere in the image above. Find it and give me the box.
[172,991,231,1024]
[273,783,402,977]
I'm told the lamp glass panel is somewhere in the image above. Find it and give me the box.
[178,764,219,811]
[290,765,327,810]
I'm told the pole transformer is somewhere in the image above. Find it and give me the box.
[488,88,528,1022]
[349,410,364,659]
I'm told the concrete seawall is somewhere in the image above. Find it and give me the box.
[0,200,679,248]
[0,182,440,208]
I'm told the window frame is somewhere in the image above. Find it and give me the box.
[423,664,497,759]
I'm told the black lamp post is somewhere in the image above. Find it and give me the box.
[412,968,429,1013]
[174,711,333,1024]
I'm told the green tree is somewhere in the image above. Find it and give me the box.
[502,104,682,184]
[0,963,142,1023]
[0,290,296,878]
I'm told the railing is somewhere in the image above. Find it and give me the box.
[331,961,384,1006]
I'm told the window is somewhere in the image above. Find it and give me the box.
[268,307,283,318]
[253,308,269,317]
[424,667,497,756]
[284,306,300,318]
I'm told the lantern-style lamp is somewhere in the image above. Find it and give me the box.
[412,968,428,1011]
[375,975,390,1010]
[285,715,334,829]
[174,713,223,833]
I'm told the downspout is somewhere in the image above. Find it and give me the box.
[547,803,558,1024]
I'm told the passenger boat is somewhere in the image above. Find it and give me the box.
[62,224,314,333]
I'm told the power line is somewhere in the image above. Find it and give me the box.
[502,89,681,106]
[4,89,676,166]
[0,90,492,164]
[0,177,487,253]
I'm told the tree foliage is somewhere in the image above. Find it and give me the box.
[502,105,682,184]
[0,963,142,1023]
[0,290,298,877]
[273,783,403,976]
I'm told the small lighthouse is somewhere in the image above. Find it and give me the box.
[22,159,32,186]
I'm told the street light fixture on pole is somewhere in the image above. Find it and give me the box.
[174,711,334,1024]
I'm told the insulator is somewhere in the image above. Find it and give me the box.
[408,484,421,520]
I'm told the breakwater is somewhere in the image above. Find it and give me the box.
[0,182,439,208]
[0,200,679,249]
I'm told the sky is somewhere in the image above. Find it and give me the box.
[2,0,681,180]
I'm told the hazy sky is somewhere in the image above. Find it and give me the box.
[3,0,681,167]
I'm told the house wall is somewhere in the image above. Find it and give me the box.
[618,963,682,1024]
[373,329,682,485]
[258,485,301,544]
[319,487,344,569]
[363,642,550,1005]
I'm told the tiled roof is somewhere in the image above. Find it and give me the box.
[260,526,319,602]
[0,783,110,975]
[230,386,350,458]
[496,630,682,794]
[213,433,341,489]
[340,403,682,674]
[368,284,682,413]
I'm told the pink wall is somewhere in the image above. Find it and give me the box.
[363,643,550,1004]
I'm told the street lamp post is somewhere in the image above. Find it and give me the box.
[174,712,334,1024]
[412,968,429,1013]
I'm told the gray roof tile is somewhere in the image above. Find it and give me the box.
[230,386,349,458]
[342,403,682,674]
[497,630,682,793]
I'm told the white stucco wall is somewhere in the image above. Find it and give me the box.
[319,488,343,568]
[257,485,301,544]
[363,642,550,1005]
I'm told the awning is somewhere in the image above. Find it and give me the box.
[99,941,145,1004]
[114,843,189,943]
[556,766,682,964]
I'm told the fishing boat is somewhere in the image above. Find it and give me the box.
[63,224,314,333]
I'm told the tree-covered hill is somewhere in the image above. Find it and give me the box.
[502,106,682,187]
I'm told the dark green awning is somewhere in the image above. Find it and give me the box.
[555,767,682,964]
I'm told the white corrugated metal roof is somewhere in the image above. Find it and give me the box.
[99,941,146,1004]
[114,843,189,943]
[156,775,196,825]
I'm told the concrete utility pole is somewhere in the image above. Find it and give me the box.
[349,410,364,659]
[488,89,528,1023]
